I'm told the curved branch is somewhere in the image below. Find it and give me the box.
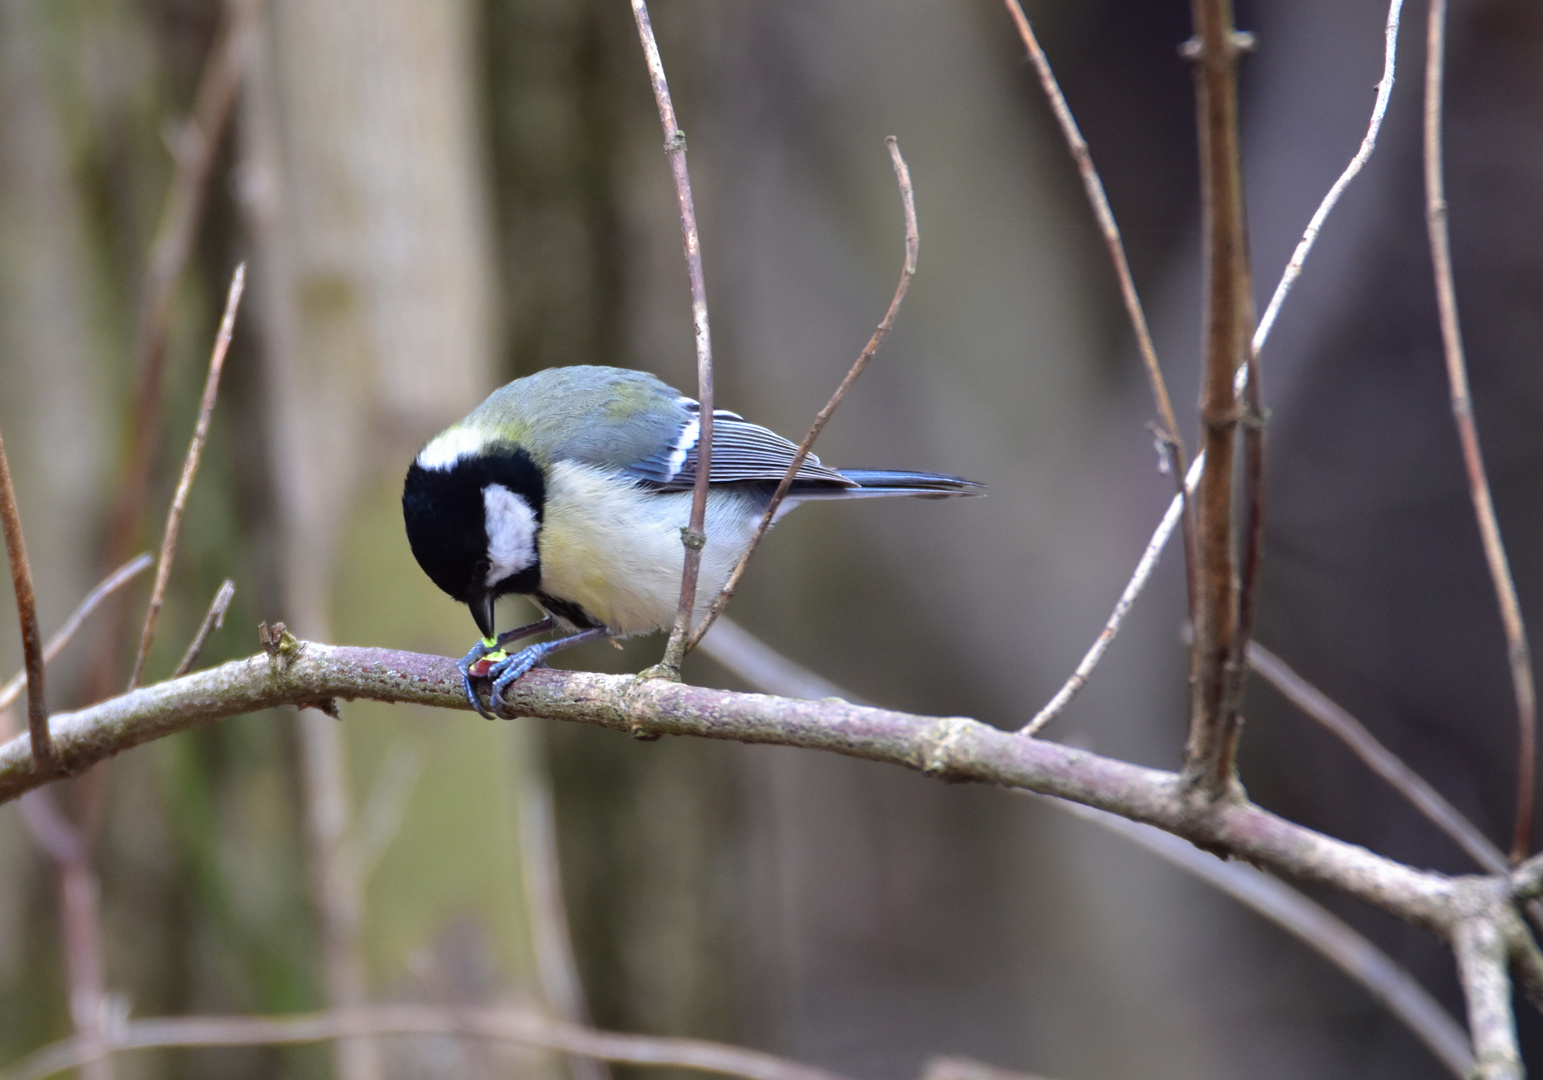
[0,1005,850,1080]
[0,641,1461,932]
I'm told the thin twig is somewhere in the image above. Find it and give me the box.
[129,263,245,690]
[922,1060,1059,1080]
[100,0,260,586]
[698,616,862,703]
[171,579,235,678]
[1252,0,1404,354]
[628,0,714,677]
[1023,453,1202,735]
[0,558,154,716]
[999,0,1199,621]
[1452,914,1521,1080]
[687,139,917,651]
[0,426,54,769]
[1024,0,1403,736]
[1249,641,1505,873]
[688,618,1469,1070]
[1423,0,1536,862]
[1045,798,1473,1077]
[0,1005,853,1080]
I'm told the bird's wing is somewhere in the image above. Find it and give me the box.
[622,402,854,491]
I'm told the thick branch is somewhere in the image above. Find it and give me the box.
[1184,0,1254,797]
[0,642,1461,931]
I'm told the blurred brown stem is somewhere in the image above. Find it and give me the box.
[688,138,916,651]
[628,0,714,677]
[1182,0,1254,799]
[129,263,245,690]
[2,1005,853,1080]
[1422,0,1536,862]
[99,0,259,591]
[0,425,53,770]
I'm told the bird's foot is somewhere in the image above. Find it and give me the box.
[457,617,557,719]
[484,627,611,715]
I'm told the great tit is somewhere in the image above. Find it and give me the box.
[402,365,983,717]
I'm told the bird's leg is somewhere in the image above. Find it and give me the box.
[457,616,556,719]
[486,627,611,714]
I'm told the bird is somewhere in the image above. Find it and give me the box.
[402,365,984,718]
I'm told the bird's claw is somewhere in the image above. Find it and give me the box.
[457,638,506,719]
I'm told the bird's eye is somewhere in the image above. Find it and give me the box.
[473,557,491,581]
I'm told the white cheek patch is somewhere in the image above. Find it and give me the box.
[417,427,486,471]
[483,484,539,586]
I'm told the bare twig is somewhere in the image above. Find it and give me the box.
[1452,914,1521,1080]
[1249,641,1505,873]
[0,558,154,716]
[1023,454,1202,735]
[1423,0,1536,862]
[100,0,259,586]
[1252,0,1404,354]
[1182,0,1253,797]
[691,618,1469,1068]
[628,0,714,676]
[520,773,610,1080]
[0,426,54,769]
[0,643,1465,930]
[687,139,917,651]
[1046,797,1473,1077]
[129,264,245,689]
[1025,1,1402,736]
[0,1005,852,1080]
[18,789,115,1080]
[698,617,861,703]
[999,0,1198,620]
[922,1060,1059,1080]
[171,579,235,678]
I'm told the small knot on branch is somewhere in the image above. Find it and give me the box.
[679,526,706,551]
[923,717,974,779]
[665,130,687,153]
[258,621,302,665]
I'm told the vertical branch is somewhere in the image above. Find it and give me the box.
[1182,0,1254,798]
[686,138,916,652]
[0,426,53,770]
[1452,916,1521,1080]
[1423,0,1536,862]
[629,0,714,677]
[128,263,245,690]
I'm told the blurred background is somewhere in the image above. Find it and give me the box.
[1,0,1542,1076]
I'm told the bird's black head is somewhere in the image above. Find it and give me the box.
[402,440,546,639]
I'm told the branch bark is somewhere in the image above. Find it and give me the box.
[628,0,714,676]
[1183,0,1254,798]
[0,641,1465,933]
[0,424,53,770]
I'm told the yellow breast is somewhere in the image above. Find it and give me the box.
[536,461,759,637]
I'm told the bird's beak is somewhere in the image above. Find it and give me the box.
[470,593,496,640]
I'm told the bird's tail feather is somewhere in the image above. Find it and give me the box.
[776,468,983,504]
